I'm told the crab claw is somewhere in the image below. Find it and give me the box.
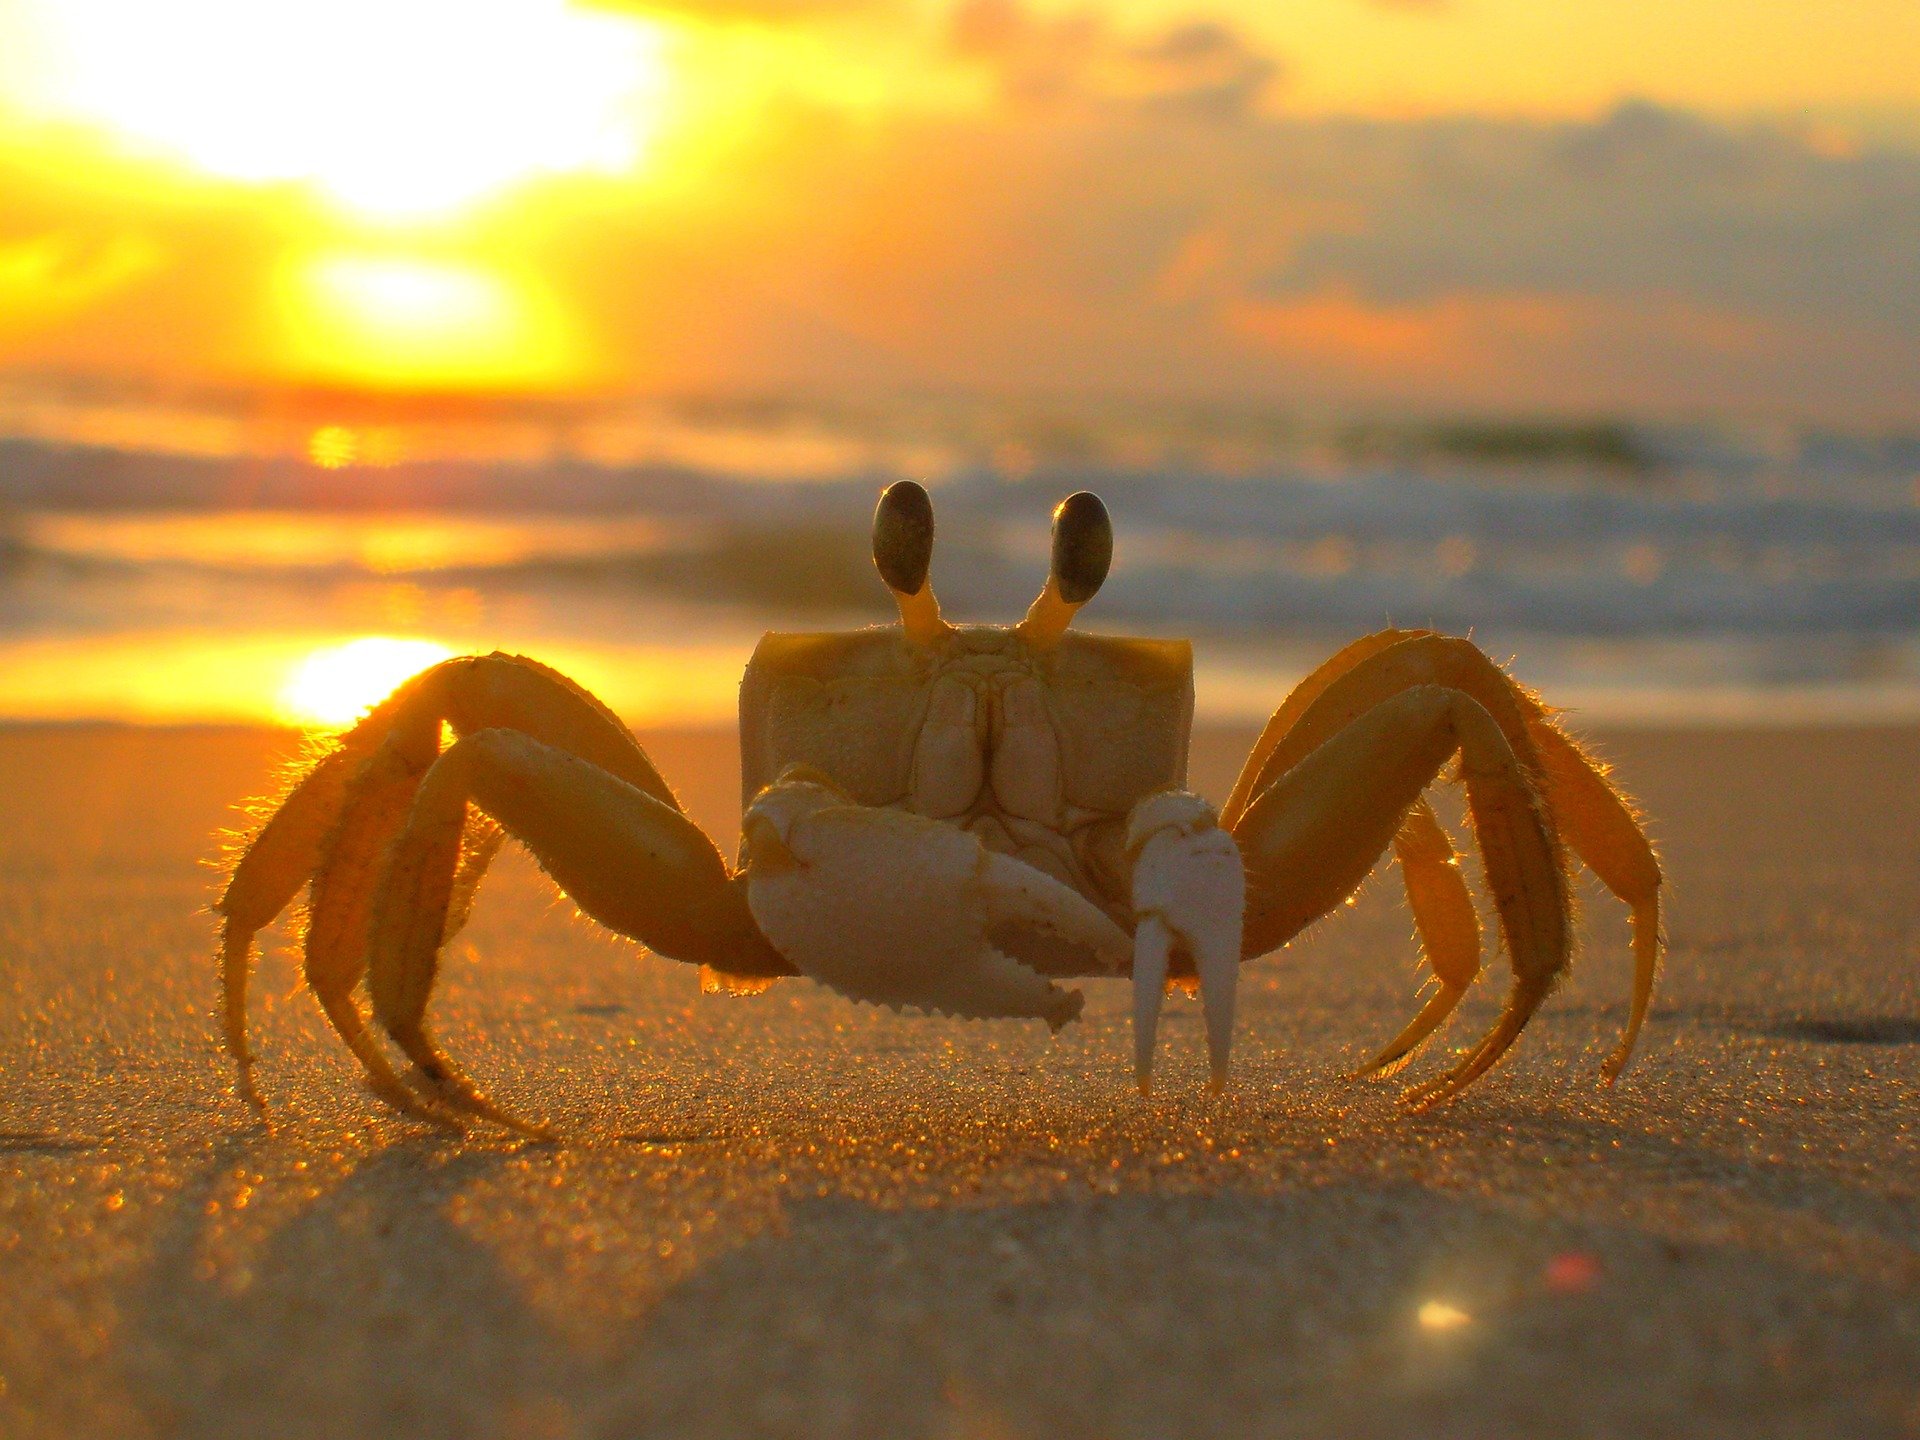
[1127,791,1246,1095]
[743,770,1129,1030]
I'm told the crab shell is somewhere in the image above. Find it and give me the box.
[741,624,1193,933]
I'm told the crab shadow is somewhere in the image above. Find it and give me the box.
[114,1106,1920,1440]
[600,1180,1920,1440]
[1766,1016,1920,1046]
[119,1135,557,1440]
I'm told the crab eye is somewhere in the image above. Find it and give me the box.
[873,480,935,595]
[1050,491,1112,604]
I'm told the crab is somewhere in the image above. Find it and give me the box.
[217,483,1662,1134]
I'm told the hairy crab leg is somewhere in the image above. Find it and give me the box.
[444,814,507,944]
[367,728,779,1135]
[301,745,464,1127]
[1221,628,1432,831]
[1234,635,1545,810]
[1234,685,1570,1109]
[1230,628,1664,1083]
[310,988,459,1128]
[1227,632,1484,1075]
[218,651,765,1118]
[1525,720,1663,1080]
[1354,798,1482,1078]
[219,738,402,1113]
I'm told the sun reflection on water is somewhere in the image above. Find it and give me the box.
[21,511,675,574]
[0,627,753,728]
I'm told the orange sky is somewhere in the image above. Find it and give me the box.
[2,0,1918,422]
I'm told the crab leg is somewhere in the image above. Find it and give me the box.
[444,814,508,944]
[1526,720,1663,1080]
[1221,628,1432,830]
[1355,797,1481,1078]
[217,652,777,1117]
[1224,630,1487,1075]
[301,747,460,1126]
[1234,635,1544,808]
[1234,685,1569,1108]
[219,746,370,1111]
[1230,628,1663,1081]
[218,692,442,1114]
[365,728,777,1134]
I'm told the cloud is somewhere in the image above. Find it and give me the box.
[1124,21,1282,122]
[948,0,1282,122]
[2,84,1917,421]
[1221,284,1794,410]
[1263,102,1920,343]
[697,97,1920,416]
[0,233,163,337]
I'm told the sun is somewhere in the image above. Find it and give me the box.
[280,637,455,729]
[277,250,578,388]
[13,0,672,219]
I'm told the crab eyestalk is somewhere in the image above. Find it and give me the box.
[1019,491,1112,647]
[873,480,952,644]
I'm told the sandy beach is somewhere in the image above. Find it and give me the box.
[0,721,1916,1439]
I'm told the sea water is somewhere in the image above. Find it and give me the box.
[0,410,1914,727]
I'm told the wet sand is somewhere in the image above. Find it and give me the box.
[0,723,1916,1439]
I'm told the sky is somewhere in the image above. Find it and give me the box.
[1,0,1918,423]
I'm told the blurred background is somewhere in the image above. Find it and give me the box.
[0,0,1917,729]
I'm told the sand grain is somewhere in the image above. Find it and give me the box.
[0,725,1916,1439]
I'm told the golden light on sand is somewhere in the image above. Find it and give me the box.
[280,636,454,728]
[14,0,671,219]
[279,252,576,388]
[1416,1300,1472,1333]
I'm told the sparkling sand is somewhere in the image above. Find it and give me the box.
[1,724,1916,1438]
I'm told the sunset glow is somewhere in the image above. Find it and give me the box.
[280,636,454,728]
[12,0,671,219]
[0,621,761,728]
[0,0,1915,413]
[278,252,577,389]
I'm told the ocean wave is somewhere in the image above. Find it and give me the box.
[2,434,1917,642]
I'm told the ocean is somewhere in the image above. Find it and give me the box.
[0,403,1915,728]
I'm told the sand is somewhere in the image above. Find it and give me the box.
[0,722,1916,1439]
